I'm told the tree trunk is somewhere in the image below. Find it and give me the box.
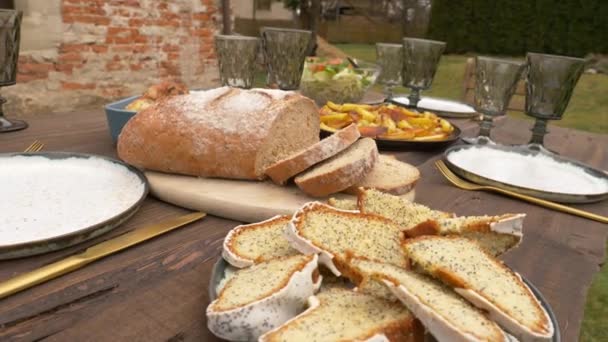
[221,0,232,35]
[308,0,321,56]
[297,0,321,56]
[299,0,311,30]
[401,0,431,38]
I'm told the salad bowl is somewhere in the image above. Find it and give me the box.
[299,57,380,105]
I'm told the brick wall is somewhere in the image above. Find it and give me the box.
[4,0,223,116]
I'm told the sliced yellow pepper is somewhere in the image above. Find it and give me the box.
[382,115,397,131]
[439,118,454,132]
[341,103,373,111]
[320,113,349,122]
[408,117,434,127]
[401,108,421,117]
[397,120,412,129]
[320,122,338,132]
[355,107,376,122]
[326,101,342,111]
[413,134,446,141]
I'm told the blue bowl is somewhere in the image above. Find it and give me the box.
[104,95,140,144]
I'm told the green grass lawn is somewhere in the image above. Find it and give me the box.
[337,43,608,341]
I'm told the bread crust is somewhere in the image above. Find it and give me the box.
[295,138,379,197]
[265,124,361,185]
[404,214,525,256]
[407,214,525,237]
[117,87,319,180]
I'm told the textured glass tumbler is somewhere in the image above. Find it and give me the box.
[375,43,402,100]
[0,9,26,133]
[467,56,525,144]
[402,38,445,108]
[261,27,312,90]
[525,53,586,147]
[214,35,260,89]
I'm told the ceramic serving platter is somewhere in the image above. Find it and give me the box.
[390,96,478,118]
[0,152,148,259]
[444,144,608,203]
[208,256,560,342]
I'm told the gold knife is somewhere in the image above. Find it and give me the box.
[0,212,206,300]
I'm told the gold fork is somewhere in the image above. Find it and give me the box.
[24,140,44,153]
[435,160,608,224]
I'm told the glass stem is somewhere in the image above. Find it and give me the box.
[529,118,549,146]
[478,115,494,137]
[0,96,6,118]
[383,85,394,101]
[0,96,8,128]
[408,88,421,108]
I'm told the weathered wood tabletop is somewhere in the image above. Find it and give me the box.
[0,110,606,342]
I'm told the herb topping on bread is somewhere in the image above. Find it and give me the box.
[207,254,320,341]
[286,202,407,276]
[403,236,553,341]
[259,286,419,342]
[222,215,299,268]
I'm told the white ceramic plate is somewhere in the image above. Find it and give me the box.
[208,256,560,342]
[0,152,148,259]
[391,96,477,118]
[444,144,608,203]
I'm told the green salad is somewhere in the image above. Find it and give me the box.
[299,57,379,105]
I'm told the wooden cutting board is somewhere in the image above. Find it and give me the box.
[145,171,416,223]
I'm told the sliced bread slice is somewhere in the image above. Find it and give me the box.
[265,123,361,185]
[207,254,321,341]
[345,155,420,195]
[403,236,554,341]
[295,138,378,197]
[358,188,453,228]
[222,215,300,268]
[327,188,417,212]
[327,197,360,211]
[405,214,525,256]
[286,202,407,276]
[345,256,509,342]
[259,287,420,342]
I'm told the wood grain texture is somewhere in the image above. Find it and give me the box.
[0,109,606,342]
[146,171,415,223]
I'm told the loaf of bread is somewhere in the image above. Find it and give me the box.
[265,124,360,185]
[117,87,320,180]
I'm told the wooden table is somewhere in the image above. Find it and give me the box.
[0,110,606,342]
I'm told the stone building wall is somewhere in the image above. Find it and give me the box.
[3,0,223,116]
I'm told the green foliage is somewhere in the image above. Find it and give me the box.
[428,0,608,56]
[282,0,300,11]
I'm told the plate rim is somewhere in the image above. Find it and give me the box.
[443,144,608,203]
[389,95,477,117]
[208,255,560,342]
[0,152,149,256]
[321,124,461,150]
